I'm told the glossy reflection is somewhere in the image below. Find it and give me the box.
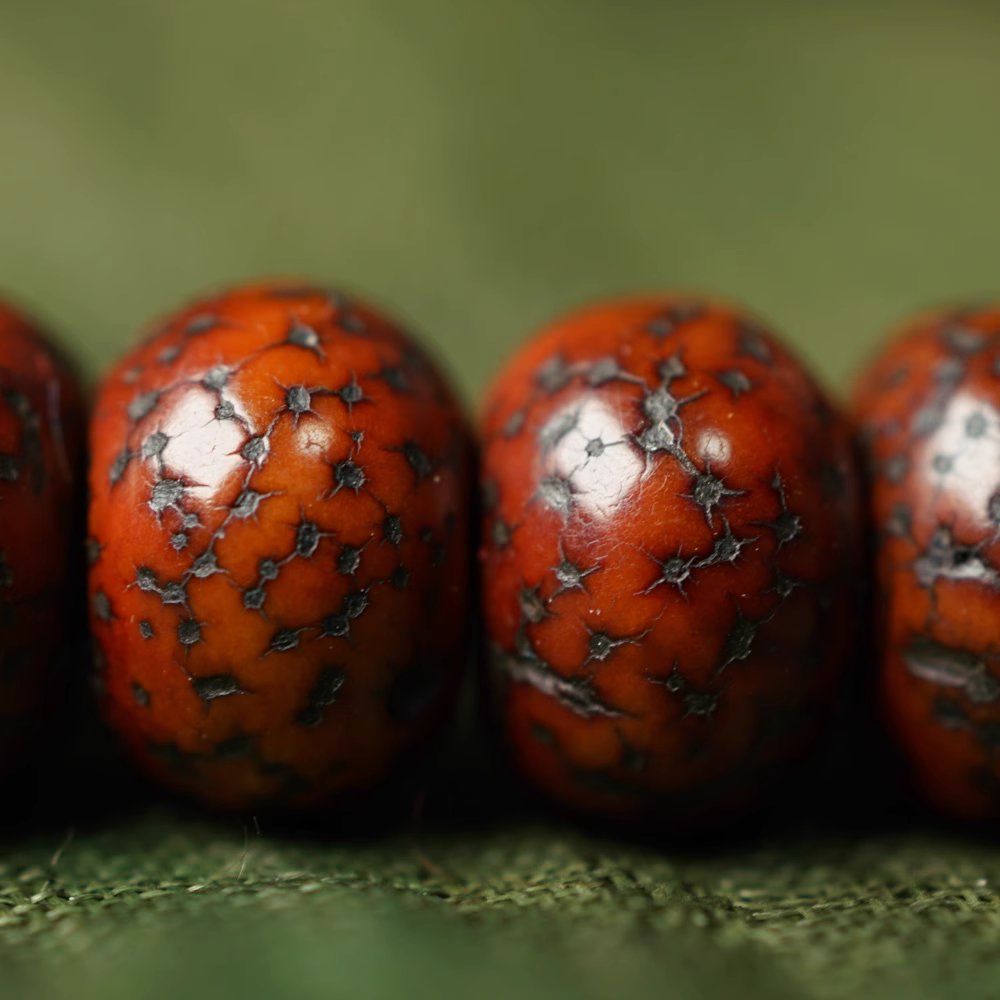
[159,386,248,505]
[696,428,732,469]
[294,412,337,460]
[923,389,1000,530]
[548,396,643,520]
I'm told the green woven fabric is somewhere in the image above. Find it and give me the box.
[3,807,1000,1000]
[3,1,1000,997]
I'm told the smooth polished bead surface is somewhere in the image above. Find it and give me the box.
[480,296,862,827]
[854,306,1000,821]
[0,301,83,771]
[88,282,472,811]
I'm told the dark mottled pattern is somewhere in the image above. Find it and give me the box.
[854,304,1000,820]
[88,282,472,811]
[481,296,862,826]
[0,302,84,771]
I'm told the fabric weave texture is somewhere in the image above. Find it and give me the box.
[2,798,999,999]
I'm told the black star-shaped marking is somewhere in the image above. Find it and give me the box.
[584,625,649,665]
[191,673,244,701]
[372,361,410,393]
[683,469,743,526]
[535,475,576,520]
[718,369,752,398]
[215,399,237,421]
[942,323,987,356]
[160,581,187,606]
[232,488,271,519]
[258,557,281,581]
[535,354,574,393]
[769,571,800,600]
[884,502,913,540]
[127,390,160,423]
[241,435,269,465]
[551,541,598,596]
[966,412,989,438]
[335,375,366,410]
[882,454,909,484]
[243,586,266,611]
[285,384,313,422]
[177,617,203,646]
[402,441,433,480]
[286,321,324,356]
[320,613,350,639]
[642,548,696,596]
[185,314,219,336]
[142,431,170,460]
[295,520,323,558]
[190,550,222,579]
[342,588,370,620]
[502,408,526,438]
[382,513,403,546]
[202,365,230,391]
[149,477,186,516]
[297,666,347,727]
[698,519,756,567]
[538,408,580,453]
[752,471,801,546]
[337,544,363,575]
[332,458,366,495]
[519,585,552,624]
[586,357,641,387]
[92,590,113,622]
[109,448,133,486]
[736,322,773,365]
[492,517,513,548]
[718,609,761,671]
[645,301,703,339]
[268,627,305,654]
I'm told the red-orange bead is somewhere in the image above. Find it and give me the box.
[480,296,862,827]
[88,282,472,811]
[854,305,1000,821]
[0,300,84,771]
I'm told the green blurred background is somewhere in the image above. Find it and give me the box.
[4,1,1000,998]
[4,0,1000,397]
